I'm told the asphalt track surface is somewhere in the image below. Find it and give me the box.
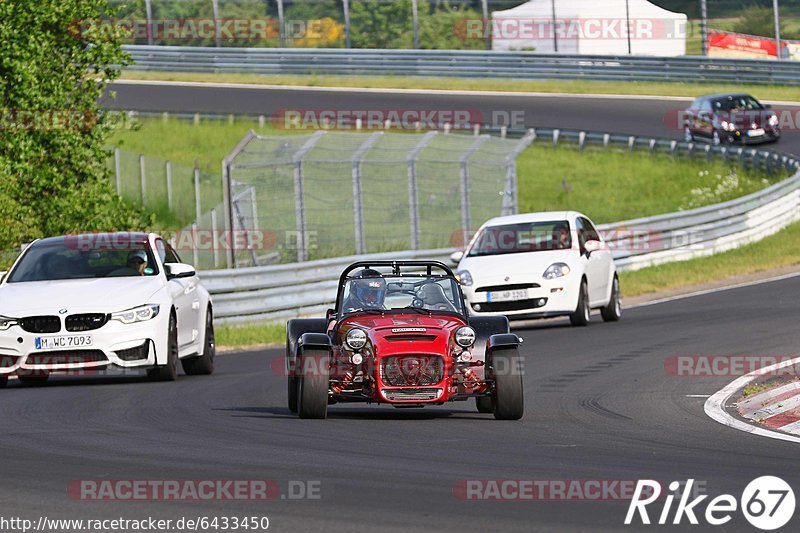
[2,277,800,532]
[103,81,800,156]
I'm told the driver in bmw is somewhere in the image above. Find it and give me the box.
[342,268,387,312]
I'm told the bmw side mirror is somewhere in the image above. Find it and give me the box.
[449,250,464,265]
[165,262,196,280]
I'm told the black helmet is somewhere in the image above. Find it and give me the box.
[351,268,387,307]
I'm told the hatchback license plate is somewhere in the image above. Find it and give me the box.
[747,128,765,137]
[35,335,93,350]
[487,289,529,302]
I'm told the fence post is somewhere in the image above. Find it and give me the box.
[502,129,535,216]
[139,154,146,205]
[407,131,438,250]
[351,132,383,255]
[222,131,258,269]
[144,0,153,45]
[114,147,121,195]
[411,0,419,49]
[211,208,219,269]
[194,162,202,223]
[191,222,199,268]
[481,0,490,50]
[291,131,326,262]
[211,0,221,47]
[166,160,173,210]
[277,0,285,47]
[342,0,351,48]
[460,136,489,247]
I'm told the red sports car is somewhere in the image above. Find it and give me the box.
[285,261,524,420]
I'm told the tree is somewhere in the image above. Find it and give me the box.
[733,5,784,38]
[0,0,150,261]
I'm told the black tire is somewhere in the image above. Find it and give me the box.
[181,309,215,375]
[17,368,49,385]
[297,349,329,419]
[569,280,590,326]
[0,375,7,388]
[287,331,299,414]
[490,348,524,420]
[149,312,178,382]
[475,396,494,413]
[601,276,622,322]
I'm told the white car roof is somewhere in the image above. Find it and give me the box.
[481,211,587,227]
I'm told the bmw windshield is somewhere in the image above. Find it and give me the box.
[6,239,159,282]
[468,221,572,257]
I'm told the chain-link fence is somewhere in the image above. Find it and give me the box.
[220,130,531,268]
[100,1,800,53]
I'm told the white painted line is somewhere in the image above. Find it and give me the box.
[112,79,800,106]
[685,394,711,398]
[627,270,800,310]
[778,419,800,434]
[751,393,800,421]
[705,355,800,444]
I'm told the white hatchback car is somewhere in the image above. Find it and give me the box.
[0,232,214,387]
[452,211,621,326]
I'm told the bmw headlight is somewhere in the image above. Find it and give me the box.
[455,326,476,348]
[111,304,160,324]
[769,114,779,127]
[0,316,19,331]
[543,263,571,280]
[345,328,367,350]
[455,270,473,286]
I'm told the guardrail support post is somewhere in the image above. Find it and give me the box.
[407,131,438,250]
[351,132,383,254]
[578,131,586,151]
[603,133,610,147]
[553,129,560,146]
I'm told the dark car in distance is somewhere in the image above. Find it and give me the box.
[682,93,780,145]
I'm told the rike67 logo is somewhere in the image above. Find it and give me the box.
[625,477,795,530]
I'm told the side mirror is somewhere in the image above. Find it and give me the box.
[326,308,335,321]
[583,239,602,256]
[165,262,196,280]
[449,250,464,265]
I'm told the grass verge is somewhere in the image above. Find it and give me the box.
[216,219,800,348]
[120,70,800,103]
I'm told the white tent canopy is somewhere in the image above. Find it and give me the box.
[491,0,687,56]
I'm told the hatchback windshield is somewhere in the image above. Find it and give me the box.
[7,239,158,282]
[340,273,465,315]
[468,221,572,257]
[713,95,762,112]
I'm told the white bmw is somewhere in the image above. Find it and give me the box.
[452,211,621,326]
[0,232,214,387]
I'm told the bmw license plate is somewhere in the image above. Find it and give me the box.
[35,335,92,350]
[747,128,765,137]
[486,289,529,302]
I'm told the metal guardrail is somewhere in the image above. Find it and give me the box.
[201,128,800,323]
[124,45,800,85]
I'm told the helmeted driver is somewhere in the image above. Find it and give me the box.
[342,268,387,312]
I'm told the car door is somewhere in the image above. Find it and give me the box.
[576,217,608,306]
[581,217,612,304]
[156,239,200,350]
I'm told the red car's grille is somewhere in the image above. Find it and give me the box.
[385,334,437,342]
[382,355,445,387]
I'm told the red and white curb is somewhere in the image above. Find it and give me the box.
[705,356,800,444]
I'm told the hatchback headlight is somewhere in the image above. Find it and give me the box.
[0,316,19,331]
[543,263,571,279]
[455,326,476,348]
[720,120,735,132]
[111,304,160,324]
[769,114,779,127]
[345,328,367,350]
[455,270,473,286]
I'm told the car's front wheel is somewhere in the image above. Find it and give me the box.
[569,280,590,326]
[181,309,215,376]
[601,276,622,322]
[475,396,493,413]
[491,348,524,420]
[297,349,329,419]
[149,313,178,382]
